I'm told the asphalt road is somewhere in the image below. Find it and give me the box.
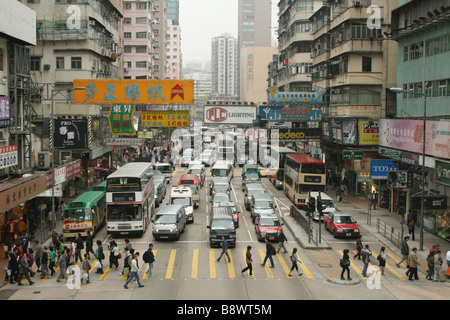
[1,163,449,303]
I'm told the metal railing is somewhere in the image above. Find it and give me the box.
[291,205,320,245]
[376,218,403,249]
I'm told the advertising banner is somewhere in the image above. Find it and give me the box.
[142,111,189,128]
[0,174,47,213]
[53,119,88,150]
[73,79,194,104]
[387,170,412,189]
[0,145,18,170]
[259,106,322,121]
[267,86,324,105]
[371,160,398,179]
[269,128,322,142]
[0,97,11,128]
[379,119,450,159]
[109,104,135,135]
[342,119,356,145]
[204,106,256,124]
[358,120,379,145]
[436,160,450,186]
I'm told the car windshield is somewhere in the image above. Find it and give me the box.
[153,214,176,224]
[171,198,192,206]
[189,169,201,175]
[212,168,229,177]
[214,185,229,192]
[156,166,172,173]
[255,201,273,209]
[334,216,355,224]
[244,174,260,181]
[213,195,230,203]
[322,199,334,208]
[211,219,235,230]
[259,218,280,227]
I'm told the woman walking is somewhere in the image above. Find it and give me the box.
[287,248,303,277]
[340,249,351,280]
[241,246,253,278]
[378,247,387,276]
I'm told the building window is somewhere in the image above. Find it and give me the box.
[31,57,41,71]
[362,56,372,72]
[124,32,131,39]
[136,61,147,68]
[136,17,147,24]
[404,46,409,62]
[136,2,147,10]
[124,46,132,53]
[135,46,147,53]
[124,18,131,24]
[71,57,82,69]
[56,57,64,69]
[136,32,147,39]
[124,2,131,10]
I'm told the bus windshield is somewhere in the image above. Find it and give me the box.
[301,164,326,174]
[64,209,90,222]
[156,166,172,174]
[107,177,142,192]
[107,204,142,221]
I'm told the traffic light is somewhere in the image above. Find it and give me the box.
[317,200,323,216]
[308,197,315,214]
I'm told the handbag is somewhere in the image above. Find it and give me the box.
[95,260,102,269]
[124,267,130,275]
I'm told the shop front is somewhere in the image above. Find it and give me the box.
[412,195,449,242]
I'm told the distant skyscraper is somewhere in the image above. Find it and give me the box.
[238,0,272,48]
[211,34,239,99]
[167,0,182,79]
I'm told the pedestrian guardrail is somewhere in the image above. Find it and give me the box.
[376,218,403,249]
[291,205,320,245]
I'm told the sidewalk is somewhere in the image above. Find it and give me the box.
[282,186,450,270]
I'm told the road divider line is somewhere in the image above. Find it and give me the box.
[165,249,177,279]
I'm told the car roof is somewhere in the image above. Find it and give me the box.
[213,202,235,207]
[246,183,264,190]
[157,205,184,214]
[252,193,272,200]
[210,207,233,219]
[309,192,332,200]
[189,165,204,170]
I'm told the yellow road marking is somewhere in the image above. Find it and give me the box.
[209,249,216,279]
[227,249,235,278]
[165,249,177,279]
[191,249,199,279]
[258,249,274,278]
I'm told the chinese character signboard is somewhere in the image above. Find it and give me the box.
[359,120,379,145]
[73,79,194,104]
[259,106,322,122]
[142,111,189,128]
[0,145,18,169]
[54,118,89,150]
[109,105,135,135]
[267,86,324,105]
[0,97,11,128]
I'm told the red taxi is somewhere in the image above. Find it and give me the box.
[254,213,283,242]
[324,212,360,238]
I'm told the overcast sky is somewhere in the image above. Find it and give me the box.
[179,0,277,67]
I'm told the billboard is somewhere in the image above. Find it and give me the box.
[0,97,11,128]
[54,118,89,150]
[267,86,324,105]
[269,128,322,142]
[142,111,190,128]
[0,145,18,170]
[379,119,450,158]
[204,106,256,124]
[259,106,322,121]
[342,119,356,145]
[371,160,398,180]
[359,120,379,145]
[73,79,194,104]
[109,105,135,135]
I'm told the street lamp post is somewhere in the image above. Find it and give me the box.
[389,87,426,251]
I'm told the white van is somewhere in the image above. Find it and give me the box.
[169,186,194,223]
[153,163,173,182]
[211,161,234,182]
[181,148,194,167]
[306,192,337,221]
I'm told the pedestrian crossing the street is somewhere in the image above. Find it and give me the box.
[3,245,444,290]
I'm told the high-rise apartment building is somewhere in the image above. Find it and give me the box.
[153,0,168,79]
[123,0,155,79]
[238,0,274,102]
[167,0,182,79]
[211,34,239,99]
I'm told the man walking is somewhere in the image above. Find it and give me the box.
[277,231,288,254]
[74,233,84,263]
[85,231,94,259]
[124,252,144,289]
[396,236,410,268]
[261,238,276,268]
[407,247,419,281]
[143,243,155,277]
[33,240,42,272]
[216,236,231,263]
[361,245,372,277]
[56,249,68,283]
[17,253,34,286]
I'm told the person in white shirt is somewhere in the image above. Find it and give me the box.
[124,252,144,289]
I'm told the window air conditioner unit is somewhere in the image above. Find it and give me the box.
[44,64,50,71]
[38,152,51,169]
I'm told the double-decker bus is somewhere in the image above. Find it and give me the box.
[283,154,326,207]
[105,162,155,236]
[268,146,297,189]
[63,191,106,239]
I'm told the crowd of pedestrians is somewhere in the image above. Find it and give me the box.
[340,235,450,282]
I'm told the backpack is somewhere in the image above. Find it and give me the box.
[340,259,350,268]
[143,250,149,263]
